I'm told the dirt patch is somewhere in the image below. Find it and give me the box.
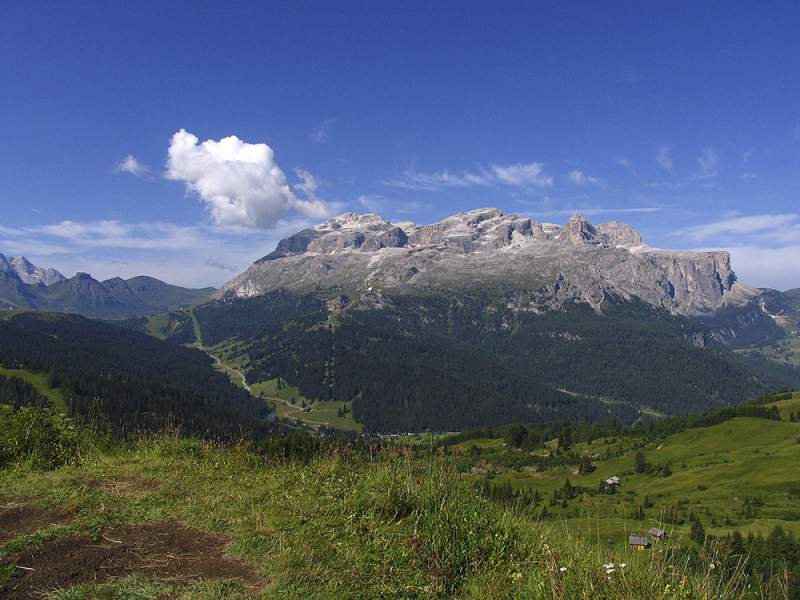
[83,475,162,497]
[0,520,264,599]
[0,500,73,545]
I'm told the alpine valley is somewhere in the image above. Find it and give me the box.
[4,208,800,599]
[136,207,800,434]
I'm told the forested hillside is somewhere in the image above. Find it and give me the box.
[193,291,800,433]
[0,310,274,440]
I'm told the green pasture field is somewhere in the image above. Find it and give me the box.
[251,378,362,432]
[769,395,800,420]
[468,415,800,546]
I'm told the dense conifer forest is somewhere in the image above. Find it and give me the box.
[0,311,275,440]
[192,290,800,433]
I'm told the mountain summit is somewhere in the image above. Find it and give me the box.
[0,253,66,286]
[216,208,759,317]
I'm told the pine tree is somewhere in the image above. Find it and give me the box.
[634,451,649,474]
[691,515,706,546]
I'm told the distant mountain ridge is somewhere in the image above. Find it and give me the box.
[0,253,66,286]
[216,208,760,318]
[0,253,214,319]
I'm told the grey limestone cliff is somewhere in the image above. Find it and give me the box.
[215,208,760,317]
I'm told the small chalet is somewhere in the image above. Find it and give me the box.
[602,476,621,489]
[629,534,651,550]
[649,527,668,541]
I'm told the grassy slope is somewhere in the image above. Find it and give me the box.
[253,378,362,432]
[0,438,760,599]
[769,396,800,420]
[0,366,67,414]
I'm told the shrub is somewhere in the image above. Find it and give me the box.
[0,404,81,470]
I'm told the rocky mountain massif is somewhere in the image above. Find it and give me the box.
[217,208,760,319]
[0,253,214,319]
[194,209,800,432]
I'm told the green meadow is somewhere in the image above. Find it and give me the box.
[461,408,800,546]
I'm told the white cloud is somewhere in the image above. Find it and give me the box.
[164,129,331,228]
[491,162,553,186]
[115,155,151,177]
[615,156,630,168]
[292,168,330,218]
[657,146,673,172]
[384,169,483,190]
[568,170,606,187]
[384,161,552,191]
[696,148,720,179]
[724,245,800,291]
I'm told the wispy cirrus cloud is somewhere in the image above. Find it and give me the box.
[568,170,606,187]
[384,162,553,191]
[357,195,426,217]
[657,146,674,172]
[525,207,662,219]
[492,163,553,186]
[310,118,337,143]
[696,148,720,180]
[357,195,387,213]
[674,213,799,242]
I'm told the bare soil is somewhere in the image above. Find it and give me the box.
[0,499,73,545]
[0,520,265,599]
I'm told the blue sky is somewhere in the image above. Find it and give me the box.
[2,2,799,290]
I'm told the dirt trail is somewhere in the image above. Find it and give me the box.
[199,346,331,427]
[200,346,251,394]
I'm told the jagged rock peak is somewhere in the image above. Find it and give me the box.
[255,208,652,265]
[557,212,599,245]
[596,221,643,248]
[318,212,391,231]
[0,252,66,286]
